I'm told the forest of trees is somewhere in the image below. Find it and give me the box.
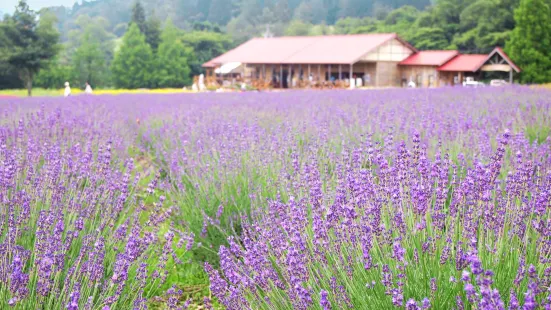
[1,0,550,92]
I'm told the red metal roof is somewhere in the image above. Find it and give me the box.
[202,33,415,67]
[437,54,488,72]
[399,50,459,66]
[203,59,217,68]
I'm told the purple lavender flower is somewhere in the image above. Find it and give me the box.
[66,284,80,310]
[406,299,420,310]
[320,290,331,310]
[430,278,437,293]
[203,297,213,310]
[421,298,430,309]
[509,289,519,310]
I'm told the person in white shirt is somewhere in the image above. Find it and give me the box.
[408,80,416,88]
[198,74,206,91]
[85,82,93,94]
[64,82,71,97]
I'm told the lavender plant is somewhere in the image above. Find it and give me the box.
[1,86,550,309]
[0,104,191,308]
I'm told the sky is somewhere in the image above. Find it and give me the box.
[1,0,76,14]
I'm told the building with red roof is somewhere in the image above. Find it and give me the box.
[203,34,520,89]
[399,51,460,87]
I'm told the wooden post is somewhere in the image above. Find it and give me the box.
[263,64,266,82]
[318,65,321,82]
[339,64,342,81]
[375,63,379,87]
[289,64,293,89]
[298,64,302,87]
[280,65,283,89]
[350,64,353,89]
[308,64,311,77]
[509,68,513,84]
[328,64,331,83]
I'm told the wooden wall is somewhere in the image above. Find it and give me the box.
[400,66,440,87]
[361,39,414,62]
[375,62,401,87]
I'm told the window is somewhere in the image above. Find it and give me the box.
[416,74,423,86]
[428,75,435,87]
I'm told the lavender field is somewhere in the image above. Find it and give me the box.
[1,87,550,309]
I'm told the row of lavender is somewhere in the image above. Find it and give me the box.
[207,130,551,309]
[186,88,550,309]
[0,102,191,308]
[0,87,550,309]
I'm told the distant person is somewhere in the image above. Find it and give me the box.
[64,82,71,97]
[199,74,206,91]
[85,82,93,94]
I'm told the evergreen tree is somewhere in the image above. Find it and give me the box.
[0,1,59,96]
[294,0,328,24]
[208,0,234,25]
[130,0,147,34]
[274,0,292,23]
[111,23,154,88]
[144,13,161,51]
[177,0,199,25]
[338,0,373,19]
[505,0,551,83]
[285,19,313,35]
[154,20,192,87]
[197,0,213,21]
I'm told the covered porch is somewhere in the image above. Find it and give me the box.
[437,48,521,86]
[207,61,404,90]
[210,63,374,90]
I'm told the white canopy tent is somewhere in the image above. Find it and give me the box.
[215,62,242,74]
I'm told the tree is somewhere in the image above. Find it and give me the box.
[181,30,232,77]
[449,0,514,53]
[0,1,59,96]
[34,59,75,89]
[294,0,328,24]
[384,5,419,25]
[130,0,147,34]
[409,27,450,50]
[0,28,22,89]
[338,0,373,19]
[505,0,551,83]
[197,0,213,21]
[154,20,192,87]
[145,13,161,51]
[274,0,293,23]
[208,0,234,25]
[111,23,154,88]
[285,19,313,35]
[66,15,116,67]
[73,28,108,88]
